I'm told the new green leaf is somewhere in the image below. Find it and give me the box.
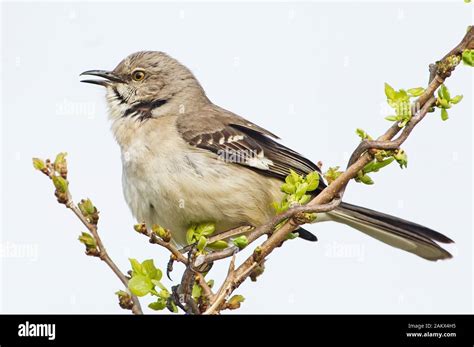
[32,158,46,171]
[462,49,474,66]
[142,259,161,280]
[441,108,449,121]
[128,275,153,297]
[233,235,249,250]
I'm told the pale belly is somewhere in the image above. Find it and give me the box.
[121,143,284,246]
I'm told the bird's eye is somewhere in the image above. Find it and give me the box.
[132,70,145,81]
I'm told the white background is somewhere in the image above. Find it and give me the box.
[1,1,472,313]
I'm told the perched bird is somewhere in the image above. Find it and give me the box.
[81,51,453,261]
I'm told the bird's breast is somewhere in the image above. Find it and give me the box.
[114,116,284,246]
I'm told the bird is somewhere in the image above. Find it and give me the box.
[80,51,454,261]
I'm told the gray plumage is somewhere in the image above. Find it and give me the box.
[81,51,454,261]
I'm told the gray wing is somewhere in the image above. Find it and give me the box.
[176,105,324,184]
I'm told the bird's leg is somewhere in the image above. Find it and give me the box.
[171,285,186,312]
[178,244,194,253]
[166,255,175,280]
[195,261,213,274]
[166,242,200,280]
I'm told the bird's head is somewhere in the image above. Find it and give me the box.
[80,51,207,120]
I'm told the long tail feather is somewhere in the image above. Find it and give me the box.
[328,202,453,261]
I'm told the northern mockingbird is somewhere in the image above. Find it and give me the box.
[81,51,453,261]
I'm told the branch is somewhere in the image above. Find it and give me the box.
[194,196,342,267]
[199,26,474,314]
[134,223,188,265]
[204,255,237,314]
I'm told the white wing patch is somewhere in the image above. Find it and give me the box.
[186,127,277,172]
[228,135,245,142]
[245,151,274,170]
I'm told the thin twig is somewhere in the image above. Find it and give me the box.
[204,255,236,315]
[64,193,143,315]
[196,273,215,301]
[140,228,188,265]
[206,225,254,244]
[40,161,143,315]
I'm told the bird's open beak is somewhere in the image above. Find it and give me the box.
[80,70,124,86]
